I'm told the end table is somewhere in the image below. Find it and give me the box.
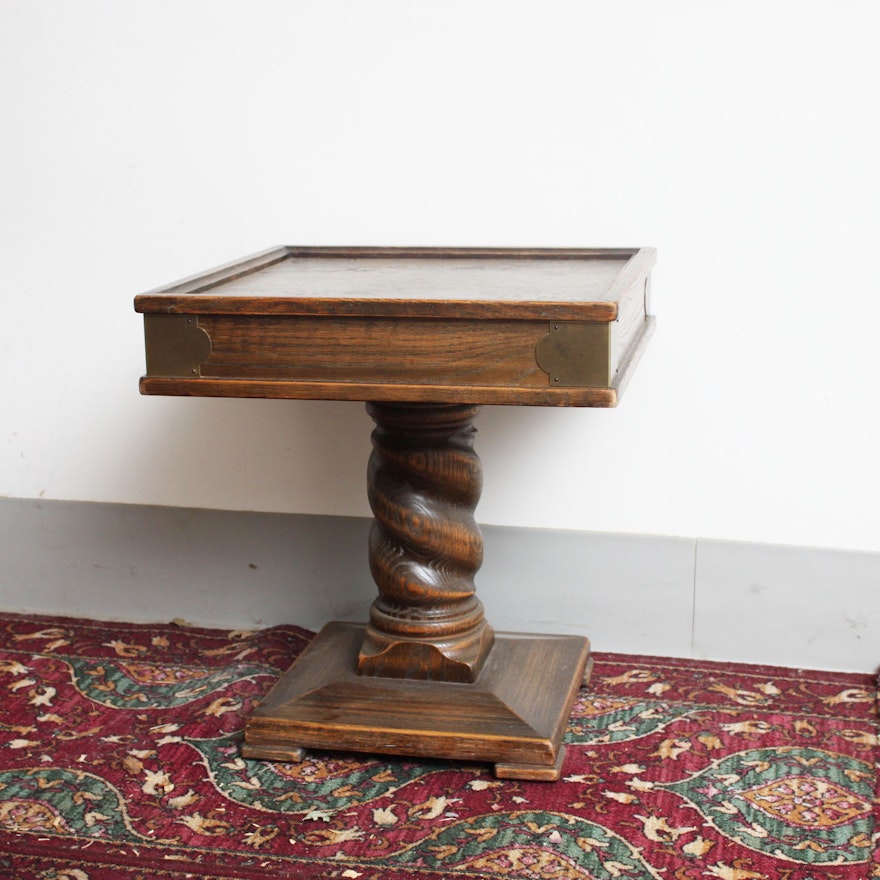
[135,246,655,780]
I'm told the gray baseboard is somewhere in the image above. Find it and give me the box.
[1,497,877,672]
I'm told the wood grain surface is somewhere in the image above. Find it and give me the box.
[135,246,655,321]
[136,246,655,406]
[243,622,591,780]
[358,403,493,683]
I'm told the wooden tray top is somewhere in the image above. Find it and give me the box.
[135,246,655,407]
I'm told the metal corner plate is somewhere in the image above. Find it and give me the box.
[143,314,211,378]
[535,322,611,387]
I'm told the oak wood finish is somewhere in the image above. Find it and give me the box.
[136,246,655,408]
[242,622,590,781]
[135,246,649,319]
[359,402,493,682]
[135,246,655,779]
[138,375,629,407]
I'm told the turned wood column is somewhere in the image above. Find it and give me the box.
[358,402,495,682]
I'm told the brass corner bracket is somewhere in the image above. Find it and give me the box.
[535,322,610,388]
[143,314,211,378]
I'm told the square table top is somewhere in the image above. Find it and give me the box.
[135,246,655,407]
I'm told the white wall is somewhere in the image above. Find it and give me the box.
[6,498,880,671]
[2,1,879,553]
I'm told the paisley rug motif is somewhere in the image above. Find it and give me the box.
[0,612,877,879]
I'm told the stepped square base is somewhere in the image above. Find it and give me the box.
[242,622,591,781]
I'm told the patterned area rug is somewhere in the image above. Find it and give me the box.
[0,612,877,879]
